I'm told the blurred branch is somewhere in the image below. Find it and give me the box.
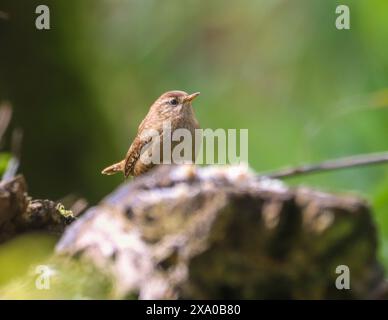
[2,128,23,180]
[265,151,388,179]
[0,102,22,180]
[0,11,9,20]
[59,194,89,217]
[0,102,12,143]
[70,198,88,217]
[0,175,76,244]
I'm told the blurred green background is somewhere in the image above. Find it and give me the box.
[1,0,388,295]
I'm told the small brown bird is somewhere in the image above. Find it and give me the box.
[102,90,201,178]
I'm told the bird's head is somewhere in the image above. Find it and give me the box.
[151,90,200,118]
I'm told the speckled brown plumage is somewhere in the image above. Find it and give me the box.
[102,90,200,178]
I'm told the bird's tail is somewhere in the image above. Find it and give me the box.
[101,160,125,175]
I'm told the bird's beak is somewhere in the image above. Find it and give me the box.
[184,92,200,103]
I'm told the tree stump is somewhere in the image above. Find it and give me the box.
[56,164,384,299]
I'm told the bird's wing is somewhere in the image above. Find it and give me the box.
[124,114,162,177]
[124,134,153,178]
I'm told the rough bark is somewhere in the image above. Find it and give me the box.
[0,175,75,243]
[56,165,385,299]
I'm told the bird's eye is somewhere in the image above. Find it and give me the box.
[169,98,178,106]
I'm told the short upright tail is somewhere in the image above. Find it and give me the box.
[101,160,125,175]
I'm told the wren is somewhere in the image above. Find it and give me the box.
[102,90,201,178]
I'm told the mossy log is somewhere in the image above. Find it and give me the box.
[56,165,385,299]
[0,175,75,243]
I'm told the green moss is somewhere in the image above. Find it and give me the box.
[56,203,75,219]
[0,153,11,177]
